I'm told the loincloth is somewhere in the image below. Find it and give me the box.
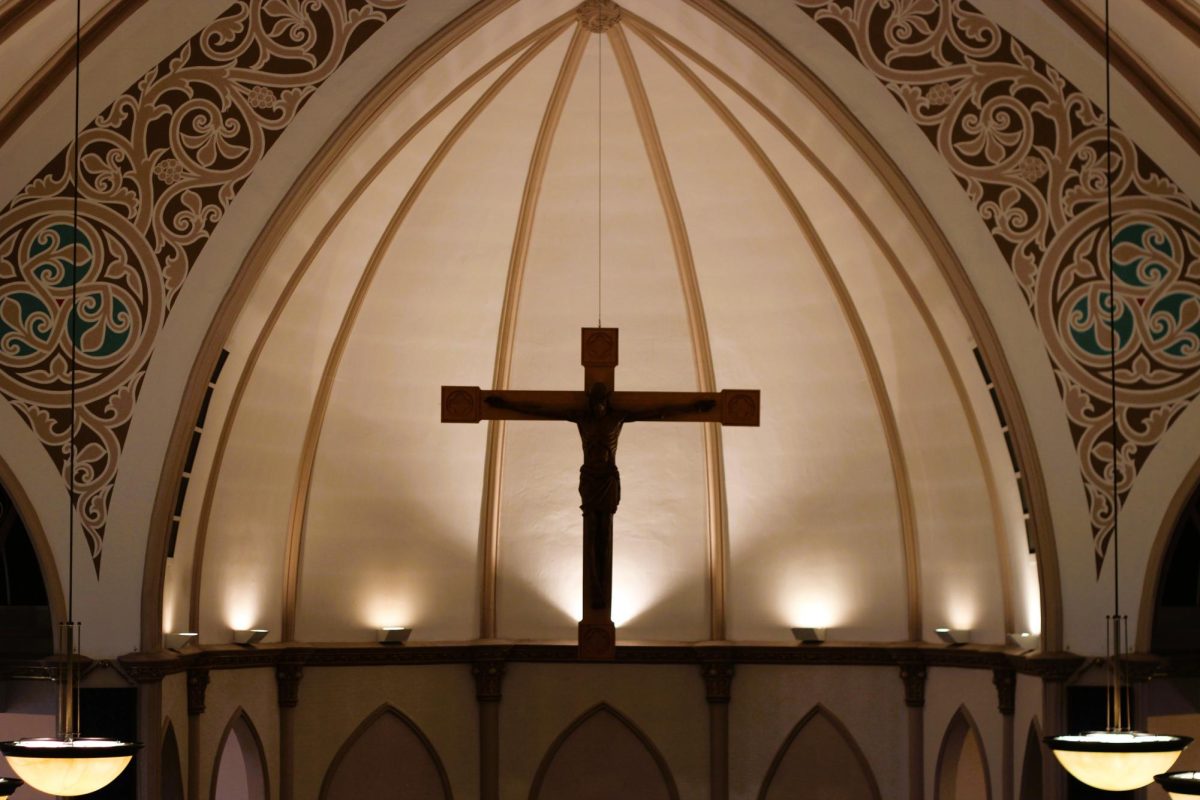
[579,463,620,514]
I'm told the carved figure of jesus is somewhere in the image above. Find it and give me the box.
[487,383,714,610]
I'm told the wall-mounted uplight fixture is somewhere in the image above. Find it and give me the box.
[232,629,269,646]
[378,627,412,644]
[791,627,826,644]
[935,628,970,645]
[1007,631,1040,651]
[165,632,198,651]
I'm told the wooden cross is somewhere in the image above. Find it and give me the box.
[442,327,759,659]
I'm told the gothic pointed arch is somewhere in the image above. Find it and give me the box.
[210,707,269,800]
[0,452,64,642]
[1144,453,1200,652]
[935,706,993,800]
[161,720,184,800]
[319,704,452,800]
[757,703,881,800]
[1019,718,1043,800]
[529,703,679,800]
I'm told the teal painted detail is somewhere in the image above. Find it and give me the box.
[0,299,36,357]
[68,295,130,357]
[1112,223,1171,288]
[1070,292,1135,356]
[1070,296,1106,356]
[27,223,91,288]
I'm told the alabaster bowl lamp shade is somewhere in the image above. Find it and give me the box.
[0,738,141,796]
[1158,772,1200,798]
[0,777,22,799]
[1045,732,1192,792]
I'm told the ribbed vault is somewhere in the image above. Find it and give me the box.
[161,0,1037,647]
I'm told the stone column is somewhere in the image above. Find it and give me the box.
[994,668,1016,800]
[186,668,209,800]
[899,661,927,800]
[136,679,163,800]
[276,661,304,800]
[473,658,506,800]
[700,661,734,800]
[1042,676,1066,800]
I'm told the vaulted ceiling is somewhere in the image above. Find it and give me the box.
[0,0,1197,656]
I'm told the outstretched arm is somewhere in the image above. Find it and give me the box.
[486,394,577,421]
[625,397,716,422]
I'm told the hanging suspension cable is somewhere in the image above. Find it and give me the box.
[1105,0,1119,624]
[597,24,603,328]
[69,0,80,627]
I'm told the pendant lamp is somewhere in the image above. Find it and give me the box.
[0,1,141,794]
[1157,772,1200,798]
[0,779,21,799]
[1043,0,1191,789]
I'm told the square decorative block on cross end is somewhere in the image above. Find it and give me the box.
[719,389,760,426]
[441,386,482,422]
[580,328,618,367]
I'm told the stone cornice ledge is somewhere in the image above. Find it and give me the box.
[79,641,1095,684]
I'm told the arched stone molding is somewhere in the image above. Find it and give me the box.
[934,705,993,800]
[1136,444,1200,652]
[529,702,680,800]
[209,707,270,800]
[683,0,1061,650]
[318,703,452,800]
[161,720,184,800]
[142,0,1056,656]
[0,445,65,631]
[757,704,882,800]
[139,0,514,652]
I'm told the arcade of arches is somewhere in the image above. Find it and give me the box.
[0,0,1199,798]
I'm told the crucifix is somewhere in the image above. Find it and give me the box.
[442,327,760,659]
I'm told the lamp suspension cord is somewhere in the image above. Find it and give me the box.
[1104,0,1118,623]
[596,24,603,328]
[1103,0,1128,732]
[69,0,81,627]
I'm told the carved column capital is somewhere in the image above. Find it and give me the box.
[993,668,1016,715]
[898,662,927,708]
[276,662,304,709]
[472,659,507,702]
[186,667,209,716]
[700,662,735,704]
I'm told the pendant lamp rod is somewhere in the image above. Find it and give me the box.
[62,0,82,743]
[1105,0,1118,625]
[0,0,141,790]
[1103,0,1128,735]
[1045,3,1192,788]
[596,22,603,328]
[69,0,79,627]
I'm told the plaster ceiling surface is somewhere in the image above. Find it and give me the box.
[157,0,1035,647]
[0,0,109,111]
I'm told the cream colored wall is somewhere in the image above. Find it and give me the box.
[925,668,1005,800]
[500,664,708,800]
[194,669,279,800]
[1013,673,1043,796]
[293,665,478,800]
[180,661,1047,799]
[163,671,190,793]
[731,665,907,798]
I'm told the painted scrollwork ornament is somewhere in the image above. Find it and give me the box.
[0,0,408,569]
[796,0,1200,571]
